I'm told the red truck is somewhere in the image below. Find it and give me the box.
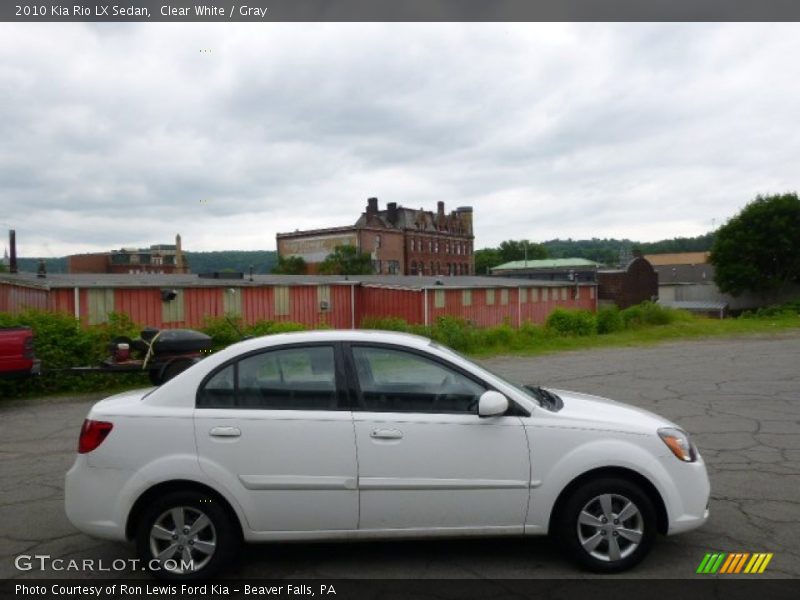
[0,326,41,378]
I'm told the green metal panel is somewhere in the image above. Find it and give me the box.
[162,288,185,323]
[434,289,445,308]
[87,288,115,325]
[223,288,243,317]
[275,286,290,316]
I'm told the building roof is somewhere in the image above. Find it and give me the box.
[0,271,596,292]
[654,262,715,284]
[644,252,710,266]
[491,258,599,271]
[658,299,728,312]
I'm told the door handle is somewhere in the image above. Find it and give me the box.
[370,428,403,440]
[210,426,241,438]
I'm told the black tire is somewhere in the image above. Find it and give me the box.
[135,490,239,581]
[161,359,196,383]
[554,477,657,573]
[148,368,163,386]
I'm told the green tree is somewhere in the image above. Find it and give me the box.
[271,255,307,275]
[497,240,548,263]
[474,248,502,275]
[318,245,373,275]
[710,193,800,298]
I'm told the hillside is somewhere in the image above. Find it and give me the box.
[11,251,278,275]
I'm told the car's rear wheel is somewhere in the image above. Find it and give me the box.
[555,477,656,572]
[135,491,238,580]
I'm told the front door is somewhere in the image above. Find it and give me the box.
[194,343,358,533]
[347,344,530,532]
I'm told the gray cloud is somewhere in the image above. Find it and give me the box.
[1,22,799,256]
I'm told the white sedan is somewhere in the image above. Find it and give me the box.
[65,330,709,579]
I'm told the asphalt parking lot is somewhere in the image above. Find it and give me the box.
[1,333,799,580]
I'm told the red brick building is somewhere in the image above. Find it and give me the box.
[277,198,474,276]
[67,235,189,275]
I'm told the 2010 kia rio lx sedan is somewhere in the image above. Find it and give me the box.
[65,330,710,579]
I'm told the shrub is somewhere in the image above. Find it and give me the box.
[430,316,480,353]
[546,308,597,336]
[621,301,684,328]
[596,306,625,334]
[360,317,412,332]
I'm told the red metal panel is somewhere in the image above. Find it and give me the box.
[0,283,49,314]
[242,287,274,323]
[329,285,354,329]
[358,287,422,325]
[183,288,223,328]
[114,289,164,328]
[287,286,317,326]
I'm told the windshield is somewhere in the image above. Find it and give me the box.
[429,340,546,408]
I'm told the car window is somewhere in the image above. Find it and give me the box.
[197,364,236,408]
[198,345,339,410]
[351,346,485,413]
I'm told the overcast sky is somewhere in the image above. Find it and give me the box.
[2,23,799,257]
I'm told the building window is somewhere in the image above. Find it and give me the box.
[430,261,435,274]
[410,239,416,252]
[375,235,381,249]
[530,287,539,302]
[561,287,568,301]
[410,261,417,275]
[388,260,400,274]
[373,260,382,274]
[445,242,450,254]
[575,286,581,300]
[434,289,445,308]
[428,240,433,252]
[590,287,596,299]
[152,255,163,265]
[500,289,509,305]
[486,289,495,305]
[434,241,439,253]
[462,289,472,307]
[520,288,528,303]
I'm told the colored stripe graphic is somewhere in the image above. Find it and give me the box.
[734,553,750,573]
[719,554,736,574]
[698,551,772,575]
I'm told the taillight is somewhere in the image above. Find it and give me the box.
[78,419,114,454]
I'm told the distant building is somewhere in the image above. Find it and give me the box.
[67,234,189,275]
[597,255,658,309]
[490,258,599,282]
[276,198,475,276]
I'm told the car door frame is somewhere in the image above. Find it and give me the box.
[193,341,361,536]
[341,341,533,534]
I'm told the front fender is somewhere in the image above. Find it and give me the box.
[524,426,669,533]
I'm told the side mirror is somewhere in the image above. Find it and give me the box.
[478,390,509,417]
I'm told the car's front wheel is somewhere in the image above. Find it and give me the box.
[555,477,657,572]
[135,491,238,580]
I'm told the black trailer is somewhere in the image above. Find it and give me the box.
[70,328,213,385]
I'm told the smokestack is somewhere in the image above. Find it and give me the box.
[9,230,17,274]
[387,202,398,225]
[367,197,378,216]
[175,233,184,272]
[456,206,473,234]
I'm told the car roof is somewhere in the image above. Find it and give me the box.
[219,329,436,357]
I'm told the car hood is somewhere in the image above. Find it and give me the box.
[543,388,678,434]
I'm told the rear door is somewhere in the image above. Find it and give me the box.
[194,343,358,533]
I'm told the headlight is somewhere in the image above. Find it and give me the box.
[658,427,698,462]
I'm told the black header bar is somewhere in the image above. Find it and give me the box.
[3,0,800,22]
